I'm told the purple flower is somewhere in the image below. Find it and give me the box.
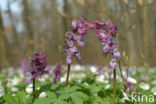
[77,40,85,47]
[65,31,81,40]
[65,31,84,47]
[21,52,49,84]
[64,39,74,47]
[103,45,110,55]
[93,20,105,29]
[52,63,63,83]
[78,24,88,36]
[70,19,79,31]
[108,43,117,52]
[78,17,90,36]
[66,56,72,64]
[109,61,117,69]
[112,51,121,60]
[105,20,117,33]
[96,29,106,37]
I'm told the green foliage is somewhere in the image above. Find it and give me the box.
[0,68,155,104]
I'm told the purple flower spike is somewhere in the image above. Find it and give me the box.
[21,52,49,84]
[63,17,121,70]
[52,63,63,83]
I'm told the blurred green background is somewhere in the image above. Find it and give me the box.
[0,0,156,67]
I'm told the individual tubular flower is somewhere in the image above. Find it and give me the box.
[70,19,79,31]
[21,52,49,84]
[52,63,63,83]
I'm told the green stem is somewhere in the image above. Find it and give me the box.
[113,69,116,104]
[33,77,36,102]
[118,61,126,90]
[65,64,70,86]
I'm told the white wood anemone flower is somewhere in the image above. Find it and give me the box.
[139,82,150,90]
[39,92,47,98]
[127,77,137,84]
[151,87,156,95]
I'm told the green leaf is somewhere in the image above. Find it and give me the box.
[70,91,88,104]
[71,94,83,104]
[16,91,27,104]
[34,97,52,104]
[3,95,17,104]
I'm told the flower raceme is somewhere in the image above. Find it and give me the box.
[21,52,49,84]
[63,17,121,69]
[52,63,63,83]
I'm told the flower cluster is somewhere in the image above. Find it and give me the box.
[52,63,63,83]
[63,17,121,69]
[21,52,49,83]
[95,20,121,70]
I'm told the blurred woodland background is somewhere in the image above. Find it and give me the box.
[0,0,156,67]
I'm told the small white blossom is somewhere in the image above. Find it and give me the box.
[127,77,137,84]
[151,87,156,95]
[96,75,104,82]
[105,84,110,89]
[139,82,150,90]
[0,83,5,97]
[90,66,97,73]
[39,92,47,98]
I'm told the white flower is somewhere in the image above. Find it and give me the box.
[36,87,40,90]
[96,75,104,82]
[28,84,33,88]
[26,87,33,93]
[60,75,66,82]
[139,82,150,90]
[11,87,18,92]
[73,65,81,71]
[39,92,47,98]
[25,85,33,94]
[105,84,110,89]
[151,87,156,95]
[127,77,137,84]
[90,66,97,73]
[7,77,21,87]
[0,84,5,97]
